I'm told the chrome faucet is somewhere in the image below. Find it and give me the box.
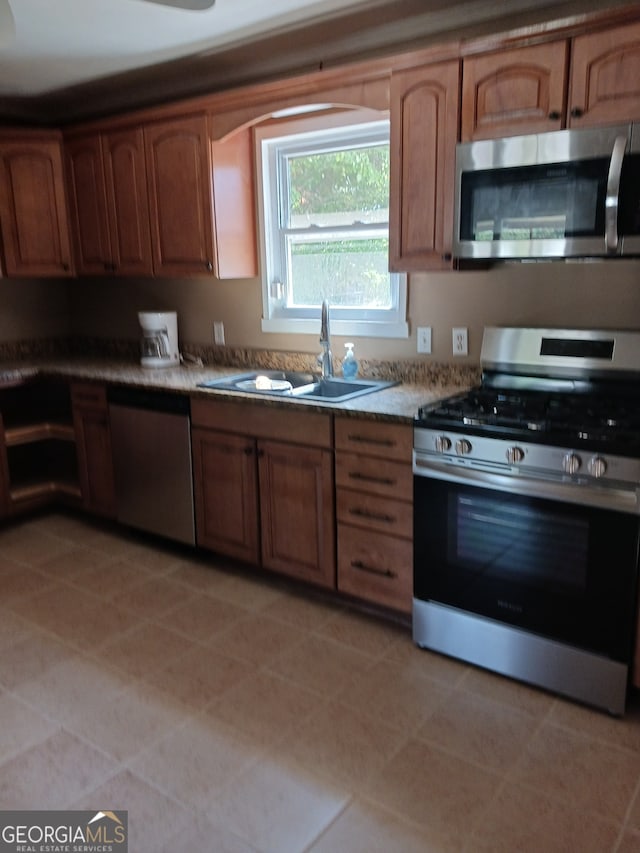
[318,299,333,379]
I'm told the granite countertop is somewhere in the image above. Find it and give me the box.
[0,357,478,424]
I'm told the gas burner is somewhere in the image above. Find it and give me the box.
[418,386,640,456]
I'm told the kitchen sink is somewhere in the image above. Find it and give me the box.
[197,370,398,403]
[295,377,397,401]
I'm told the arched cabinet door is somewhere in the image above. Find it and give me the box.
[0,134,74,277]
[102,128,153,276]
[144,114,257,278]
[144,114,215,277]
[65,134,111,275]
[569,20,640,127]
[389,60,460,272]
[461,41,568,141]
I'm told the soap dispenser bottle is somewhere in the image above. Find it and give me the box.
[342,342,358,379]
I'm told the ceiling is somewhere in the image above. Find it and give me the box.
[0,0,378,98]
[0,0,633,125]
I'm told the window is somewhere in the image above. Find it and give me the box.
[256,111,407,338]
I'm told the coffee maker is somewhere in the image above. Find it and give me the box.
[138,311,180,368]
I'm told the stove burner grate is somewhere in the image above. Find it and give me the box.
[418,387,640,454]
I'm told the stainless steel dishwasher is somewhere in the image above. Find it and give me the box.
[108,386,196,545]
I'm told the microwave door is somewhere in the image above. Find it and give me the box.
[454,124,634,260]
[620,131,640,256]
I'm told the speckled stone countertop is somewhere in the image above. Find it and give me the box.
[0,343,481,424]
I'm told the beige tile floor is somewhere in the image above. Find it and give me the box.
[1,511,640,852]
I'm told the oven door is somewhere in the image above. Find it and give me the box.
[413,468,640,664]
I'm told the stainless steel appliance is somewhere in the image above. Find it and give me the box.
[453,123,640,261]
[108,387,196,545]
[413,327,640,714]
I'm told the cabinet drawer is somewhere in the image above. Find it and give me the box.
[191,398,332,448]
[338,524,412,614]
[70,382,108,410]
[335,417,412,461]
[335,450,412,501]
[337,488,412,539]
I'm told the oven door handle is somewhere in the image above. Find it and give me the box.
[413,455,640,515]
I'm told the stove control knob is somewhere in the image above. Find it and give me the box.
[562,453,582,475]
[455,438,472,456]
[435,435,452,453]
[506,446,525,464]
[588,456,607,479]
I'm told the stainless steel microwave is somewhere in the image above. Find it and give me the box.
[453,123,640,261]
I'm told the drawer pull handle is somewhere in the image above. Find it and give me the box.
[349,507,395,524]
[348,471,395,486]
[351,560,397,579]
[348,434,396,447]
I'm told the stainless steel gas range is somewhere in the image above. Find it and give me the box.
[413,327,640,715]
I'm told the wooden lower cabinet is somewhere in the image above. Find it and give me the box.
[0,413,10,518]
[0,378,81,514]
[71,382,116,517]
[338,525,412,613]
[335,417,413,614]
[191,428,260,565]
[259,439,334,587]
[191,398,335,589]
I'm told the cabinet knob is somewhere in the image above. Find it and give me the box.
[570,107,584,119]
[548,110,561,120]
[206,261,213,272]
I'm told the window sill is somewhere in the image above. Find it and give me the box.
[261,317,409,339]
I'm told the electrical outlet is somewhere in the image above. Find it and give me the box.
[213,321,225,346]
[417,326,432,354]
[452,327,468,356]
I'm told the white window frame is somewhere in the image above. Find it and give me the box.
[255,110,408,339]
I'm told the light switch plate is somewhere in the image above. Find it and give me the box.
[213,321,225,345]
[417,326,432,354]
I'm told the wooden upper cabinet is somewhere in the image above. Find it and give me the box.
[389,59,460,271]
[102,128,153,275]
[461,41,569,141]
[0,135,73,277]
[66,128,152,275]
[144,114,215,277]
[569,20,640,127]
[65,135,112,274]
[210,128,258,280]
[144,114,257,279]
